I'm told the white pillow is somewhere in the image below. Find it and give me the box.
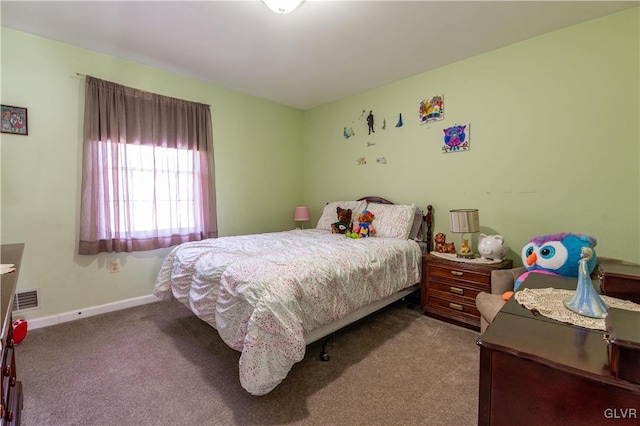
[316,200,367,231]
[365,203,415,240]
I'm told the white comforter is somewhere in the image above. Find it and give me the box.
[154,229,421,395]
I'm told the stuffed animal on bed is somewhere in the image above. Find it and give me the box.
[331,207,352,234]
[513,232,598,291]
[346,210,376,238]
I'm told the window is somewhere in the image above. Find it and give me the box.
[78,76,217,254]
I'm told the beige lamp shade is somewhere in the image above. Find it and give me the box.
[449,209,480,233]
[294,206,311,222]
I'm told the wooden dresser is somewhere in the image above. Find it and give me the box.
[421,253,512,331]
[477,273,640,425]
[1,244,24,425]
[598,260,640,304]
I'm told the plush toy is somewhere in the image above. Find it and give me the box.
[331,207,352,234]
[434,233,447,253]
[347,210,376,238]
[513,232,598,291]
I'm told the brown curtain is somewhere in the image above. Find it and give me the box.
[79,76,217,254]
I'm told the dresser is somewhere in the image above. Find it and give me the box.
[421,254,512,331]
[0,244,24,426]
[477,273,640,425]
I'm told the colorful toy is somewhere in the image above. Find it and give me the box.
[331,207,352,234]
[513,232,597,290]
[347,210,376,238]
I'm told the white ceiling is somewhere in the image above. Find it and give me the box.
[1,1,638,110]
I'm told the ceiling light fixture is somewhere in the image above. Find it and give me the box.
[263,0,304,14]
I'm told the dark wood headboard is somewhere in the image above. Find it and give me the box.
[358,196,433,253]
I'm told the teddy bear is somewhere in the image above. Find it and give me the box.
[331,207,352,234]
[346,210,376,238]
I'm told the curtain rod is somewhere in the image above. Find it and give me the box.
[76,73,86,77]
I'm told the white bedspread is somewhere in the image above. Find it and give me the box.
[154,229,421,395]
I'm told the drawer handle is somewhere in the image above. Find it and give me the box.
[449,286,464,295]
[450,270,464,276]
[449,303,463,311]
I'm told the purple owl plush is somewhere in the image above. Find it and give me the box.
[513,233,598,290]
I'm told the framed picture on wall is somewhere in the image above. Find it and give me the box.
[1,105,28,136]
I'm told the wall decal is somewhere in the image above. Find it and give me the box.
[442,124,470,153]
[367,110,375,135]
[419,95,444,124]
[357,157,367,165]
[382,118,386,130]
[343,127,355,139]
[367,142,375,147]
[1,105,28,135]
[376,157,387,164]
[396,113,403,127]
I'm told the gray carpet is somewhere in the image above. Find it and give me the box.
[16,298,480,425]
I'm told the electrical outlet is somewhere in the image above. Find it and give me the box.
[110,259,121,273]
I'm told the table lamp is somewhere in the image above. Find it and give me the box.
[294,205,311,229]
[449,209,480,259]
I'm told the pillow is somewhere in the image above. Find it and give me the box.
[316,200,367,231]
[408,207,424,241]
[365,203,415,240]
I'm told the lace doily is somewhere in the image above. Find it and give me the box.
[429,252,502,264]
[515,288,640,330]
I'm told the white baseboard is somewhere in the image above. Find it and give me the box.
[27,294,161,330]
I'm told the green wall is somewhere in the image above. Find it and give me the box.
[0,28,303,319]
[303,8,640,266]
[1,8,638,322]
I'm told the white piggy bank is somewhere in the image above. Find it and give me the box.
[477,234,509,260]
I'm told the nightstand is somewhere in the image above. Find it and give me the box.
[421,253,512,331]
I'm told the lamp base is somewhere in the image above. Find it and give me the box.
[456,252,476,259]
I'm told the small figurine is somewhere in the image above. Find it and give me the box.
[563,247,609,318]
[459,239,470,254]
[434,233,447,253]
[435,233,456,254]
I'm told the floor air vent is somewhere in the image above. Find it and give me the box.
[12,288,40,313]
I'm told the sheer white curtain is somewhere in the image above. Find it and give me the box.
[79,76,217,254]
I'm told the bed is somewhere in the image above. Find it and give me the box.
[153,196,433,395]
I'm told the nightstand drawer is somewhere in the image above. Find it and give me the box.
[425,296,480,326]
[428,263,491,286]
[427,279,487,301]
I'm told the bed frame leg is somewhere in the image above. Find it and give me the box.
[403,290,420,310]
[320,338,330,362]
